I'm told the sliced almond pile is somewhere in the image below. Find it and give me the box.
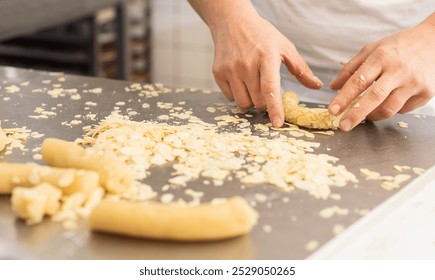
[80,112,358,200]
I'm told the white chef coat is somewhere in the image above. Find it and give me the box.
[252,0,435,115]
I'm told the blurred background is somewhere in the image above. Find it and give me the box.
[0,0,219,90]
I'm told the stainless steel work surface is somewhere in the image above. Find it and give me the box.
[1,66,434,259]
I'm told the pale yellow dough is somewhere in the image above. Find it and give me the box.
[282,90,359,129]
[11,183,62,225]
[0,162,100,198]
[41,138,134,194]
[89,196,258,241]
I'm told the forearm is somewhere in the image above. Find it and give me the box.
[187,0,259,31]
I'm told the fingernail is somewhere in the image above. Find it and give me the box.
[330,104,340,115]
[340,118,352,131]
[272,116,283,128]
[329,80,336,89]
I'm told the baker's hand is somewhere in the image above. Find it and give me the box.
[211,14,322,127]
[329,13,435,131]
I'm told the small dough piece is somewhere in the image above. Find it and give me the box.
[0,126,6,152]
[11,183,62,225]
[41,138,134,194]
[0,162,100,197]
[89,196,258,241]
[282,91,358,129]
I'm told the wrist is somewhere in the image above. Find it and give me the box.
[191,0,259,32]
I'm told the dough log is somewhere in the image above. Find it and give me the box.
[41,138,134,194]
[0,162,100,197]
[12,183,62,225]
[282,90,359,130]
[89,196,258,241]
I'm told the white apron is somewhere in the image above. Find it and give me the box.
[252,0,435,115]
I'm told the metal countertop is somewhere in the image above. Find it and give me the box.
[0,66,434,259]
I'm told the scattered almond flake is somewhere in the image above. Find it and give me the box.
[354,208,370,216]
[41,80,51,84]
[393,165,411,172]
[142,103,150,109]
[282,197,290,203]
[319,205,349,219]
[57,77,66,82]
[412,167,425,175]
[88,88,102,94]
[289,131,305,138]
[317,104,326,108]
[30,132,44,139]
[397,121,408,128]
[332,224,345,236]
[413,114,421,118]
[245,114,253,118]
[329,193,341,201]
[4,85,20,93]
[361,168,413,190]
[47,88,64,98]
[206,107,216,113]
[175,88,185,93]
[85,101,98,107]
[3,97,11,101]
[254,123,269,132]
[262,224,272,233]
[160,193,175,204]
[354,102,361,108]
[70,94,81,100]
[312,130,334,136]
[360,168,381,180]
[184,189,204,203]
[32,88,44,93]
[32,154,42,160]
[64,89,78,94]
[157,115,170,121]
[61,120,82,127]
[203,90,211,94]
[254,193,268,203]
[304,240,319,252]
[116,101,126,106]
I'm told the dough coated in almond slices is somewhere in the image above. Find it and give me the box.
[282,91,359,130]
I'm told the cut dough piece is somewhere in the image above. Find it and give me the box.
[11,183,62,225]
[0,125,6,152]
[89,196,258,241]
[0,162,100,198]
[282,91,359,129]
[41,138,134,194]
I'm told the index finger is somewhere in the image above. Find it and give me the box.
[259,55,284,127]
[339,74,397,131]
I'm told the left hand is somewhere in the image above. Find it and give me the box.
[329,12,435,131]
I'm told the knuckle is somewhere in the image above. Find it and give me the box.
[212,64,225,79]
[237,99,253,109]
[376,106,396,119]
[373,47,390,63]
[368,86,389,103]
[350,74,368,91]
[261,80,276,94]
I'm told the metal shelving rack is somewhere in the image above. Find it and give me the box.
[0,0,151,82]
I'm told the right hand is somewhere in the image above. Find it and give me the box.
[210,14,323,127]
